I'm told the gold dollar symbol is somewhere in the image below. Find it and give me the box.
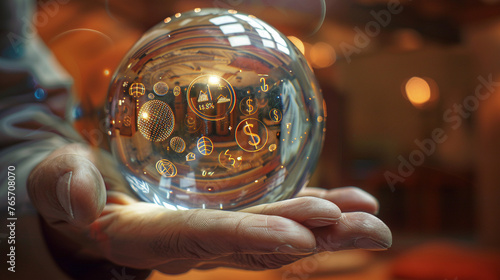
[260,77,269,92]
[243,121,260,149]
[270,108,282,122]
[246,98,254,114]
[224,149,236,167]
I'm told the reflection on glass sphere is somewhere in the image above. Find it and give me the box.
[106,8,325,210]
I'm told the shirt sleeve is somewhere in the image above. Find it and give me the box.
[0,1,82,279]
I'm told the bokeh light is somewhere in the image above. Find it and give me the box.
[403,76,439,108]
[310,42,336,68]
[287,36,305,54]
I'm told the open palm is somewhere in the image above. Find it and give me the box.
[28,143,391,276]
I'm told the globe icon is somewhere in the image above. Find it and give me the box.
[106,8,325,210]
[197,136,214,156]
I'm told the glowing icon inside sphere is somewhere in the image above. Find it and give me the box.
[188,75,236,121]
[129,82,145,97]
[170,136,186,153]
[197,136,214,156]
[137,100,175,142]
[106,8,326,210]
[156,159,177,178]
[153,82,169,96]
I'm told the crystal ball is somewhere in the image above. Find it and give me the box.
[106,8,325,210]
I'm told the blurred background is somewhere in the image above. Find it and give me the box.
[6,0,500,279]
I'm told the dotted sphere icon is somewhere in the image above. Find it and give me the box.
[137,100,175,142]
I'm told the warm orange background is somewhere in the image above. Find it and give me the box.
[32,0,500,279]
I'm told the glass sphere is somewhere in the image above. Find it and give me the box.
[106,8,325,210]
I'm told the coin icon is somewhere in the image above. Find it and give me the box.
[184,115,201,133]
[269,109,282,122]
[153,82,169,96]
[218,149,242,169]
[235,118,268,152]
[240,97,257,115]
[269,144,277,152]
[173,86,181,96]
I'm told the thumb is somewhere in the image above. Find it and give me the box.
[28,151,107,228]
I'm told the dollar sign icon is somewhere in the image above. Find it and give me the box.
[236,118,268,152]
[270,109,282,122]
[243,121,261,149]
[219,149,240,168]
[246,98,254,114]
[240,97,256,115]
[260,77,269,92]
[225,149,236,167]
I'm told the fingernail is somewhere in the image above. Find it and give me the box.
[305,217,339,227]
[56,171,74,219]
[276,245,315,255]
[354,238,389,251]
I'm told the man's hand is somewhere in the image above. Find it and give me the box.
[27,143,392,275]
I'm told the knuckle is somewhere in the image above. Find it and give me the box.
[150,229,179,258]
[150,210,217,260]
[290,196,314,206]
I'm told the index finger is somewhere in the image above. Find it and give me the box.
[90,203,317,270]
[298,187,379,214]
